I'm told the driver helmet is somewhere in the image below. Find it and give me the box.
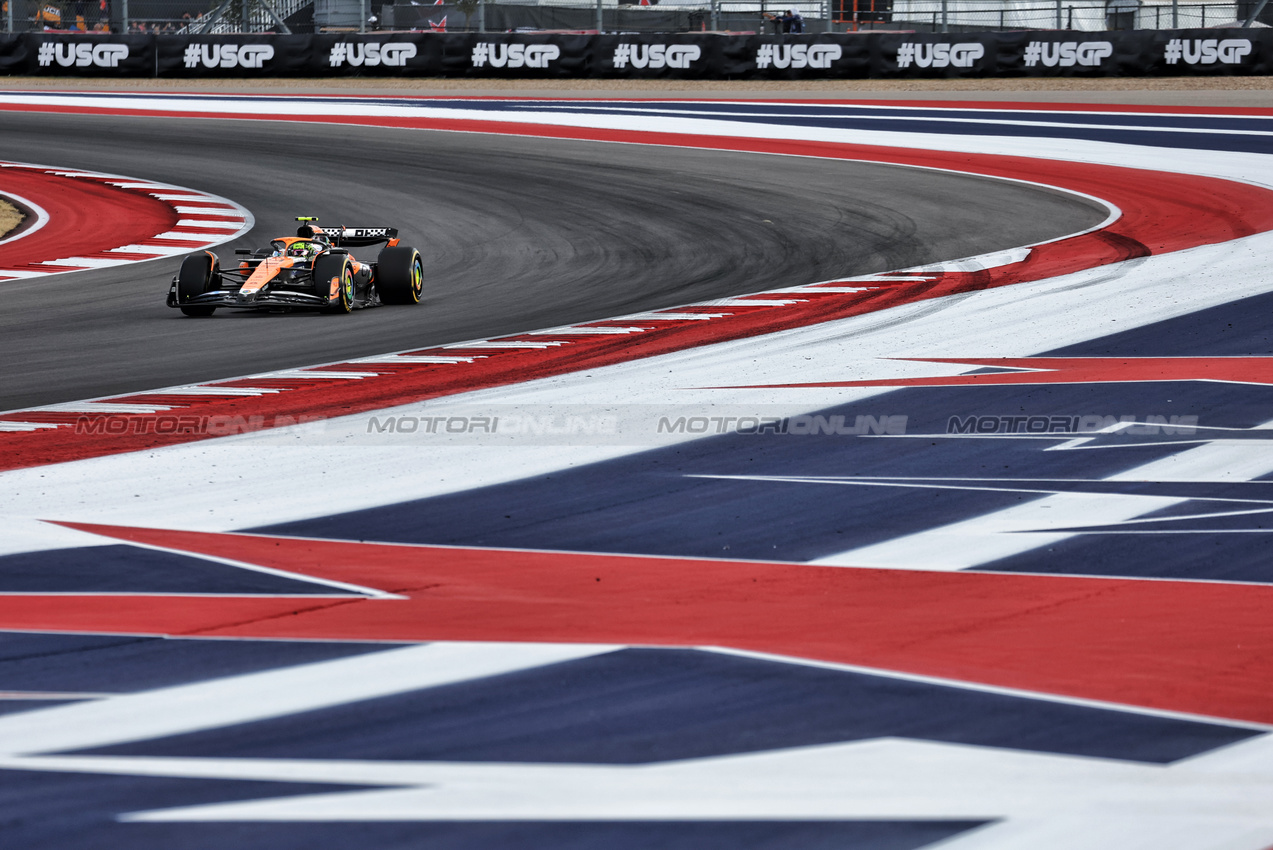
[286,241,316,258]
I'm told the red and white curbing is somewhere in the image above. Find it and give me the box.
[0,262,1004,436]
[5,129,1273,469]
[0,161,252,280]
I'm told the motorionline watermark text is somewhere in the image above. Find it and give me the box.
[947,414,1198,435]
[364,410,908,440]
[655,413,907,436]
[69,409,1200,445]
[69,407,905,445]
[74,414,326,436]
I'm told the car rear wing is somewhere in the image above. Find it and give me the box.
[329,226,399,247]
[297,221,398,247]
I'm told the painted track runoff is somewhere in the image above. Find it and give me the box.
[0,92,1272,850]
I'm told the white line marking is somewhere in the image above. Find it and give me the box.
[350,355,482,365]
[0,642,618,756]
[443,341,570,349]
[151,232,223,242]
[704,298,807,307]
[615,312,733,321]
[812,421,1273,571]
[109,244,193,256]
[172,206,243,216]
[0,422,62,431]
[0,734,1263,850]
[134,387,284,397]
[528,326,650,335]
[37,257,132,269]
[258,370,380,380]
[174,219,242,230]
[788,286,876,293]
[35,403,175,414]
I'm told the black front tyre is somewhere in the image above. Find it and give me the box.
[314,253,353,314]
[376,246,423,305]
[176,252,220,317]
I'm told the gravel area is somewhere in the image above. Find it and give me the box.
[0,199,23,241]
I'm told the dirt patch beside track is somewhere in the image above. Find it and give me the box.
[0,198,24,241]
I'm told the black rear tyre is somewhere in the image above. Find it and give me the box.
[376,246,423,305]
[314,253,353,314]
[177,252,219,317]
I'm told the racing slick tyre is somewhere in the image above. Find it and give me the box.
[375,246,424,305]
[176,252,220,317]
[314,254,354,314]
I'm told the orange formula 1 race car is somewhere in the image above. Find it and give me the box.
[167,217,423,317]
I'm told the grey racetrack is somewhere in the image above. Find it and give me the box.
[0,110,1107,410]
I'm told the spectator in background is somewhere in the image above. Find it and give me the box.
[34,2,63,29]
[764,9,803,33]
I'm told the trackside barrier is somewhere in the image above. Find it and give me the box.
[0,30,1269,77]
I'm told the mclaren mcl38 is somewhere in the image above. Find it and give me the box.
[167,217,423,317]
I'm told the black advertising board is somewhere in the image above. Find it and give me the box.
[870,33,996,79]
[155,34,317,77]
[2,30,1270,79]
[20,33,155,77]
[1143,29,1272,75]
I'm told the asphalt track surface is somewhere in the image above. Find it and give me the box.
[0,110,1105,410]
[4,91,1273,850]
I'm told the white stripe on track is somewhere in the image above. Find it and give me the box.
[0,642,617,757]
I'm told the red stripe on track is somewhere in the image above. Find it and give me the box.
[0,167,179,266]
[77,251,164,261]
[10,521,1271,726]
[2,264,91,273]
[11,97,1272,116]
[4,110,1273,471]
[135,237,219,247]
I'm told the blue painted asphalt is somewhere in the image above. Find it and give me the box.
[79,647,1254,765]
